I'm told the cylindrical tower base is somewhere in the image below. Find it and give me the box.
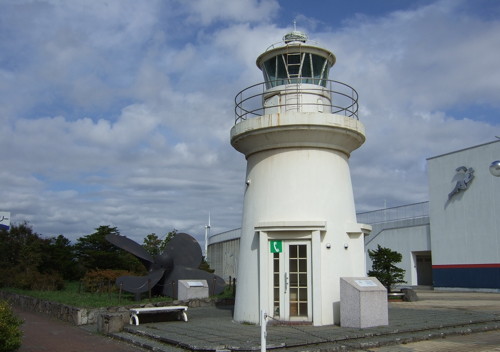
[231,112,370,326]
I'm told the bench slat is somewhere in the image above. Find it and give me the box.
[129,306,188,325]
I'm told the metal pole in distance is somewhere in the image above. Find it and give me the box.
[260,310,268,352]
[148,279,151,300]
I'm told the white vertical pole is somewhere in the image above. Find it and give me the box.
[261,310,267,352]
[204,212,211,260]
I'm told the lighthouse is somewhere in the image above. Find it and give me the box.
[231,29,370,326]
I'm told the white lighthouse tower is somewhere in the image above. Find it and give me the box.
[231,30,370,326]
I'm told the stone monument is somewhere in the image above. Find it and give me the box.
[340,277,388,328]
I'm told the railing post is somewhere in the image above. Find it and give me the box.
[119,283,123,304]
[171,281,176,299]
[148,279,151,300]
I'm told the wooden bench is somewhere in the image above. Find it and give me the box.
[129,306,188,325]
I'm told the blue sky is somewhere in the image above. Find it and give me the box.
[1,0,499,245]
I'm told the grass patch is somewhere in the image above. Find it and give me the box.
[2,281,234,309]
[215,285,236,300]
[2,281,173,308]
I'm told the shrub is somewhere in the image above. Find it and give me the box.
[1,269,65,291]
[0,300,23,352]
[0,268,17,288]
[367,245,406,292]
[16,271,65,291]
[81,269,134,293]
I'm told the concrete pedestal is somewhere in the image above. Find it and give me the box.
[340,277,388,328]
[178,280,209,300]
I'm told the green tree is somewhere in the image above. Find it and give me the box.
[40,235,81,280]
[142,229,177,255]
[0,222,42,272]
[0,222,45,287]
[0,222,66,290]
[162,229,177,250]
[367,245,406,292]
[74,226,145,274]
[199,256,214,273]
[143,233,163,256]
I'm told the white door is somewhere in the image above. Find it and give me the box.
[271,240,311,322]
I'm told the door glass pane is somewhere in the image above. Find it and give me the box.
[298,245,306,257]
[299,287,307,300]
[290,301,299,316]
[288,244,308,318]
[299,258,307,272]
[273,252,280,318]
[299,303,307,316]
[299,273,307,286]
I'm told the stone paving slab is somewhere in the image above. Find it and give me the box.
[362,329,500,352]
[119,298,500,351]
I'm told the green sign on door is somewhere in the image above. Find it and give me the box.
[270,240,283,253]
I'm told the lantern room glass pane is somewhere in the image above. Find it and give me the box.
[311,54,329,86]
[263,52,330,87]
[263,58,276,87]
[301,53,312,84]
[277,55,287,85]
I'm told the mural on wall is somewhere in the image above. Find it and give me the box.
[448,166,475,200]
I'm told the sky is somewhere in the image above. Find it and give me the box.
[1,0,499,246]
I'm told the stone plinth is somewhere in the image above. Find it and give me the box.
[97,312,127,334]
[340,277,388,328]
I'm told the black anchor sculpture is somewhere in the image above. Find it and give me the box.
[105,232,225,298]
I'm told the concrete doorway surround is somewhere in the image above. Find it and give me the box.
[257,221,325,326]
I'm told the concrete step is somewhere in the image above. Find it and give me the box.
[111,330,189,352]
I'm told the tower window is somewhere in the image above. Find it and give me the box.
[262,52,330,88]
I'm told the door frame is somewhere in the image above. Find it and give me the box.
[256,221,326,326]
[411,251,433,286]
[270,240,312,321]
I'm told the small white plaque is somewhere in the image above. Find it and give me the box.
[355,279,377,287]
[187,281,204,287]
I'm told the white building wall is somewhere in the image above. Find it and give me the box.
[207,229,240,282]
[428,140,500,290]
[365,219,430,286]
[428,141,500,266]
[207,239,239,283]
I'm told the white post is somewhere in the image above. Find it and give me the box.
[261,310,267,352]
[204,212,211,261]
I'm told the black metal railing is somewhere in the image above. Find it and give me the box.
[234,79,358,124]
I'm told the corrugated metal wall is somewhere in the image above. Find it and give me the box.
[207,238,240,282]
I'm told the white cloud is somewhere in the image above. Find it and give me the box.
[0,0,498,245]
[182,0,280,25]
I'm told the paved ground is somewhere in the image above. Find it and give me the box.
[13,307,148,352]
[363,330,500,352]
[10,290,500,351]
